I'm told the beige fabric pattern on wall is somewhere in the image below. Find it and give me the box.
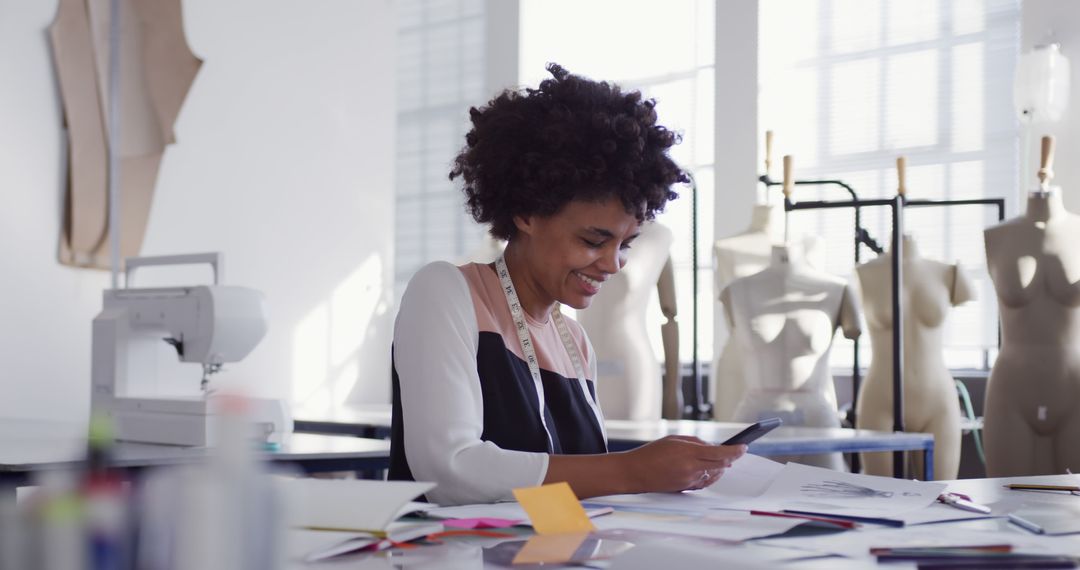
[50,0,201,268]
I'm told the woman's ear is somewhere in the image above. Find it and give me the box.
[512,215,535,237]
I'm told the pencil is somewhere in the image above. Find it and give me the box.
[1005,484,1080,492]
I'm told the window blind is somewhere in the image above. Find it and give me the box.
[520,0,718,363]
[394,0,491,296]
[759,0,1021,369]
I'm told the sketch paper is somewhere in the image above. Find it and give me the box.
[588,455,943,520]
[586,453,785,514]
[50,0,109,259]
[50,0,202,269]
[750,461,946,518]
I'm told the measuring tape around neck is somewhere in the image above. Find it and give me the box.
[494,256,607,453]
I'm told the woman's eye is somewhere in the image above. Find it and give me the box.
[582,238,603,248]
[619,242,634,250]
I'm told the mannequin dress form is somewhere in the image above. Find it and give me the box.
[578,222,679,421]
[855,234,974,480]
[711,206,824,420]
[721,244,862,469]
[983,139,1080,475]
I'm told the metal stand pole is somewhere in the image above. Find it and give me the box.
[890,195,906,478]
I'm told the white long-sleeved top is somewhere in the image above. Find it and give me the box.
[389,261,606,506]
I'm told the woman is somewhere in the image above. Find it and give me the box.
[390,64,745,505]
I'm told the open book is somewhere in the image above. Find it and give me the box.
[279,478,441,562]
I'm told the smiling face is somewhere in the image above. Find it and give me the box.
[509,197,641,316]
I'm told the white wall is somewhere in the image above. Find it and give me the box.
[0,0,396,423]
[714,1,760,240]
[1022,0,1080,212]
[486,0,520,92]
[710,2,759,384]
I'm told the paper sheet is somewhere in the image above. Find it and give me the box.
[586,453,786,514]
[441,517,520,529]
[607,539,778,569]
[757,525,1078,560]
[422,502,610,525]
[290,530,379,562]
[50,0,202,269]
[744,461,946,518]
[592,510,807,542]
[422,502,529,521]
[513,482,596,534]
[895,501,1004,526]
[587,453,944,520]
[697,453,787,499]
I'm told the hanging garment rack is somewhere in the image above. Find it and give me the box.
[760,174,1004,478]
[687,171,710,419]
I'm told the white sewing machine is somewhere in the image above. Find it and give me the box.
[90,253,291,447]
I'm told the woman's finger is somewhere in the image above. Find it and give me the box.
[666,435,709,445]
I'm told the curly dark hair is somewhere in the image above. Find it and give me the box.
[450,63,687,240]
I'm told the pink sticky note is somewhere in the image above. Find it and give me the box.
[442,517,522,529]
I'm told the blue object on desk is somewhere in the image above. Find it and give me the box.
[1008,513,1046,534]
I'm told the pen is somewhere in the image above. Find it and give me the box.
[750,510,857,529]
[939,492,992,514]
[1008,513,1046,534]
[781,509,904,528]
[881,554,1079,568]
[1005,484,1080,493]
[870,545,1013,555]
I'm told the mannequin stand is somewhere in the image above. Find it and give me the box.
[778,186,1004,478]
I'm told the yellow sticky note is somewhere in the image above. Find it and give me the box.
[512,482,596,535]
[512,532,589,565]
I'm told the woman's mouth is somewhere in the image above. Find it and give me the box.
[574,271,602,294]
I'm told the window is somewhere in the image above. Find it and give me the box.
[520,0,717,364]
[394,0,491,296]
[759,0,1021,370]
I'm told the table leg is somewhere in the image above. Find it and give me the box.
[924,443,935,481]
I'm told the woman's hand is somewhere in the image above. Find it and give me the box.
[616,435,747,493]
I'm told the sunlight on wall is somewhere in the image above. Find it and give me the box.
[291,254,387,416]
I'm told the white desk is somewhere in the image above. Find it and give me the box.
[291,474,1080,569]
[295,406,937,480]
[0,419,390,498]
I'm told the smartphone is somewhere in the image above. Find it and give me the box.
[721,417,783,446]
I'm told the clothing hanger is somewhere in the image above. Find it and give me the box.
[783,154,794,245]
[763,130,774,205]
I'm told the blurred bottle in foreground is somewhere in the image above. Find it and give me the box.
[138,393,289,570]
